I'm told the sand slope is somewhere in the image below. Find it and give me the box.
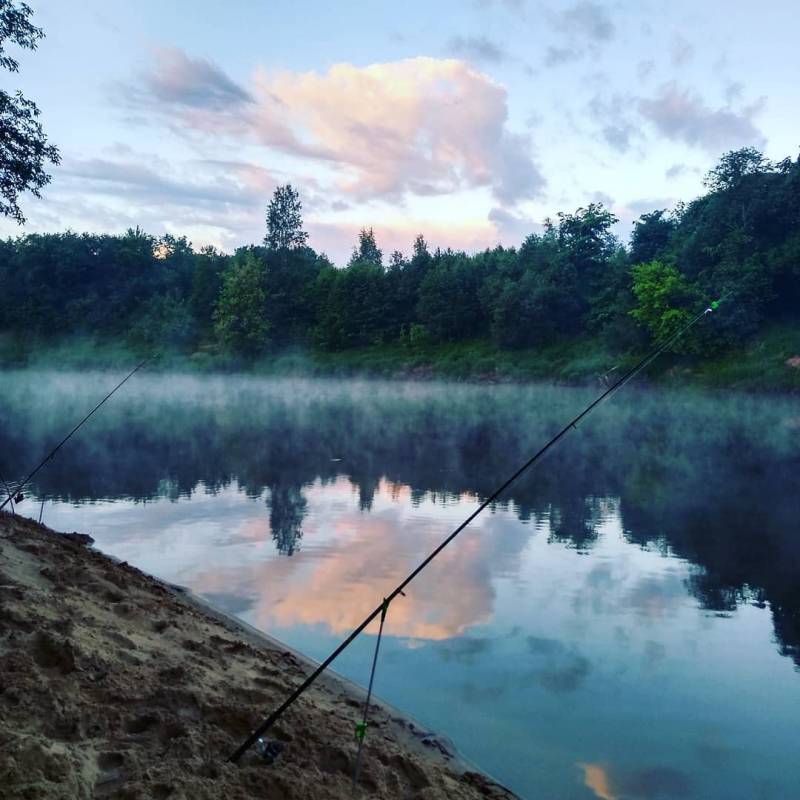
[0,513,518,799]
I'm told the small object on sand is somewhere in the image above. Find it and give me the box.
[256,737,284,764]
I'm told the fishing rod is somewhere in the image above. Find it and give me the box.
[228,297,726,764]
[0,356,156,514]
[0,471,16,513]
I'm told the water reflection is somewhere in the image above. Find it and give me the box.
[268,480,307,556]
[579,762,693,800]
[0,371,798,798]
[189,478,503,640]
[0,371,796,665]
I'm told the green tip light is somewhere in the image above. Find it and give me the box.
[711,300,720,310]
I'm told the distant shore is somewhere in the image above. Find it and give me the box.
[0,513,516,799]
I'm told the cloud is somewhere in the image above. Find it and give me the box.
[543,2,615,67]
[436,636,493,662]
[60,156,271,209]
[474,0,525,10]
[3,150,280,253]
[637,60,655,80]
[488,206,542,243]
[602,124,635,153]
[664,163,700,180]
[592,191,614,207]
[251,58,544,203]
[7,154,519,265]
[131,52,545,205]
[138,46,253,111]
[581,763,617,800]
[638,83,766,152]
[187,478,515,640]
[448,35,507,63]
[665,163,688,179]
[724,81,744,103]
[625,197,675,216]
[492,132,544,204]
[670,35,694,67]
[578,763,692,799]
[533,653,591,692]
[588,93,640,153]
[544,46,582,67]
[554,1,615,42]
[590,82,766,156]
[625,573,687,620]
[524,636,592,692]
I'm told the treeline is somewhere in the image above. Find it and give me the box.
[0,148,798,360]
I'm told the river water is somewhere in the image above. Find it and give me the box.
[1,371,798,799]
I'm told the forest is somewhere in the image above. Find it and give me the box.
[1,147,799,384]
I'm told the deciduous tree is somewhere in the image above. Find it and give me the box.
[264,184,308,251]
[213,251,270,354]
[0,0,60,223]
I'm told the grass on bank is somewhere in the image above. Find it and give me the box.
[0,325,798,391]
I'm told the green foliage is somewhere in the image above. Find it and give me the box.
[417,250,488,342]
[262,245,322,346]
[314,259,388,348]
[213,251,270,355]
[0,149,798,388]
[630,209,676,265]
[0,0,59,223]
[264,184,308,251]
[127,293,195,351]
[703,147,773,193]
[630,260,698,348]
[190,246,225,339]
[666,148,800,346]
[350,227,383,267]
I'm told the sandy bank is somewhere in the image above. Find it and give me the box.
[0,513,518,799]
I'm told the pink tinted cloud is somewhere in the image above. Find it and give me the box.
[188,481,497,641]
[252,58,544,203]
[135,52,544,205]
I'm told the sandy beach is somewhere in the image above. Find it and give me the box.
[0,512,518,799]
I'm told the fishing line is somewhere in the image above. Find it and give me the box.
[351,596,393,793]
[0,356,156,514]
[228,296,727,764]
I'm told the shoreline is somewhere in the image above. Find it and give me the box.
[167,579,503,783]
[0,512,518,799]
[2,331,799,393]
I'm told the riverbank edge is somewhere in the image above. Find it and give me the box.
[166,578,507,786]
[2,326,799,392]
[0,512,518,799]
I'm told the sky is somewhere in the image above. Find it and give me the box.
[2,0,798,263]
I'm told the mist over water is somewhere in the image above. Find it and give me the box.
[1,370,798,799]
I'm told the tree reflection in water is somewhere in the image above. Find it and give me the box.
[0,372,797,667]
[267,481,307,556]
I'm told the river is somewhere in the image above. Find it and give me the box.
[1,370,797,799]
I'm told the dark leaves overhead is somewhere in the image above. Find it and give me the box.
[0,90,61,223]
[0,0,59,223]
[0,0,42,73]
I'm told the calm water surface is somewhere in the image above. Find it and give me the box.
[1,371,798,799]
